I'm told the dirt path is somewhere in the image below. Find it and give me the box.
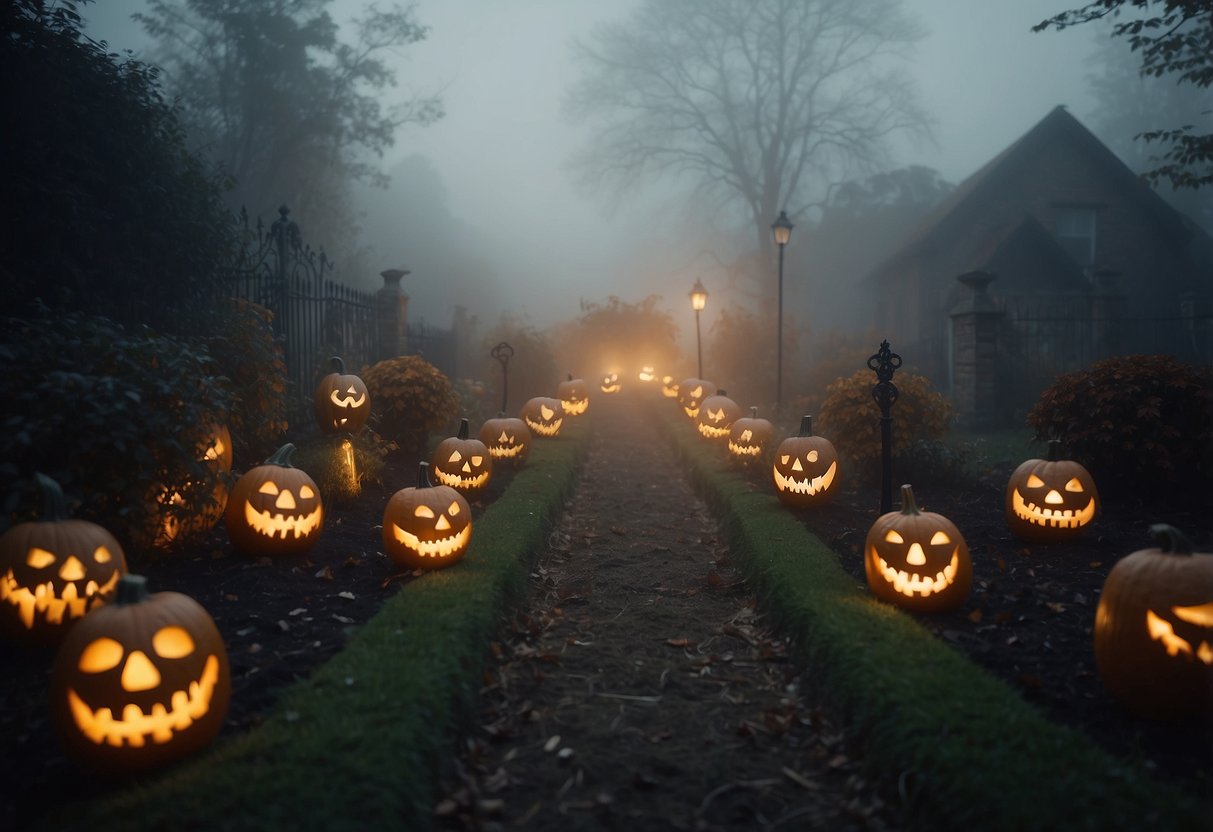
[435,396,899,831]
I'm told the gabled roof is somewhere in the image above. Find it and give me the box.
[966,214,1091,295]
[869,106,1193,279]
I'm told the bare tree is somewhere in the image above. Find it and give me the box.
[563,0,932,261]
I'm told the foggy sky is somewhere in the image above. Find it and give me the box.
[84,0,1100,332]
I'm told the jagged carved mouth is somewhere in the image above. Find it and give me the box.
[698,423,731,438]
[526,418,562,436]
[488,442,525,458]
[562,399,588,415]
[729,441,762,456]
[1,569,120,629]
[1011,490,1095,528]
[391,523,471,558]
[67,655,221,747]
[873,551,960,598]
[432,469,490,490]
[243,502,322,539]
[773,461,837,495]
[1147,604,1213,665]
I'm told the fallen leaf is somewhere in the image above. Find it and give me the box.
[337,591,355,600]
[666,637,695,648]
[967,608,984,623]
[544,734,561,752]
[315,566,333,581]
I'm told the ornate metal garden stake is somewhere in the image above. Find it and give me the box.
[868,339,902,513]
[491,342,515,413]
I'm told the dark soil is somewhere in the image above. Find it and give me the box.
[1,392,1210,829]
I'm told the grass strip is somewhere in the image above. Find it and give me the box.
[49,419,591,832]
[657,404,1206,832]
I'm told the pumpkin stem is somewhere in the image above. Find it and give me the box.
[417,461,434,489]
[329,356,345,373]
[799,415,813,437]
[749,406,758,418]
[898,484,921,515]
[567,372,574,381]
[33,472,71,521]
[1047,439,1063,461]
[458,418,470,440]
[1150,523,1193,555]
[114,574,150,606]
[265,443,297,467]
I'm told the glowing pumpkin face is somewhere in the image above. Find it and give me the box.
[50,574,230,774]
[695,392,741,440]
[677,378,716,419]
[479,414,532,466]
[521,397,564,438]
[638,366,657,383]
[557,374,590,416]
[431,418,493,496]
[313,356,370,434]
[153,479,229,550]
[600,372,621,394]
[201,423,233,472]
[382,462,472,570]
[0,474,128,647]
[1005,441,1098,541]
[728,407,774,460]
[864,484,972,613]
[661,376,679,399]
[771,416,839,507]
[224,444,324,556]
[1094,524,1213,720]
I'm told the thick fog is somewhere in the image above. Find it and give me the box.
[84,0,1104,334]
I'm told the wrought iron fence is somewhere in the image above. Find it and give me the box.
[222,206,377,400]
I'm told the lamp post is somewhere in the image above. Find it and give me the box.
[690,278,708,378]
[771,210,794,409]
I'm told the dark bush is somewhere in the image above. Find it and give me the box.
[1027,354,1213,498]
[0,306,233,555]
[362,355,460,456]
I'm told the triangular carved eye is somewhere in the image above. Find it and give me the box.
[930,531,951,545]
[1026,474,1045,488]
[448,451,462,463]
[780,455,790,465]
[299,485,315,499]
[414,506,435,518]
[1065,478,1084,492]
[447,502,462,516]
[498,430,510,442]
[258,481,280,495]
[884,530,904,544]
[27,547,56,568]
[740,430,753,441]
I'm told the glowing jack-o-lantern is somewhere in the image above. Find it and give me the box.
[49,574,230,775]
[728,407,774,460]
[0,474,128,647]
[521,397,564,438]
[1005,440,1099,541]
[200,423,233,473]
[149,423,233,549]
[224,443,324,556]
[600,372,621,394]
[557,374,590,416]
[314,356,370,434]
[638,365,657,383]
[696,391,741,440]
[383,462,472,570]
[1094,524,1213,720]
[661,376,679,399]
[864,484,971,612]
[677,378,716,419]
[479,413,532,467]
[771,416,839,507]
[431,418,493,496]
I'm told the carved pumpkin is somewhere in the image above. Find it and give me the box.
[771,415,839,507]
[50,574,230,775]
[864,484,972,612]
[638,366,657,383]
[224,443,324,556]
[1005,440,1099,541]
[479,413,532,466]
[600,372,621,394]
[150,423,233,549]
[200,423,233,472]
[557,374,590,416]
[521,397,564,438]
[677,378,716,419]
[314,356,370,434]
[0,474,128,647]
[661,376,679,399]
[431,418,493,496]
[728,407,774,460]
[1094,524,1213,720]
[382,462,472,570]
[696,390,741,440]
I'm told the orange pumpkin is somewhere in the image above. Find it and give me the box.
[676,378,716,419]
[224,444,324,556]
[864,484,972,612]
[521,396,564,438]
[1005,440,1099,542]
[557,374,589,416]
[771,416,839,507]
[1094,524,1213,720]
[431,418,493,496]
[382,462,472,570]
[695,391,741,440]
[313,356,370,434]
[479,413,532,466]
[728,407,774,460]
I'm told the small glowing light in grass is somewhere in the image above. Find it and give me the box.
[340,439,360,496]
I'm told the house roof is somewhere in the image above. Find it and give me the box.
[868,106,1194,281]
[966,214,1091,295]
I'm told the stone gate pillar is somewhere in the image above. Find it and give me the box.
[377,269,410,362]
[949,271,1004,429]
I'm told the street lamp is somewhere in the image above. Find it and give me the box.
[771,210,794,409]
[690,278,708,378]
